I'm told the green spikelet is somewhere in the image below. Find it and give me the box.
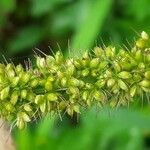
[0,31,150,129]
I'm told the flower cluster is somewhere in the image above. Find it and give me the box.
[0,31,150,129]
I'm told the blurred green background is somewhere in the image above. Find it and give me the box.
[1,0,150,59]
[0,0,150,149]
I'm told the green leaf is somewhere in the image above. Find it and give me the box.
[0,0,16,14]
[125,0,150,21]
[31,0,66,17]
[70,0,112,57]
[7,25,44,54]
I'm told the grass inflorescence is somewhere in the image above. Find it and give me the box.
[0,31,150,129]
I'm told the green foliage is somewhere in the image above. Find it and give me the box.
[7,25,45,54]
[125,0,150,21]
[70,0,112,56]
[0,0,16,28]
[30,0,65,17]
[1,0,150,58]
[0,0,15,14]
[14,108,150,150]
